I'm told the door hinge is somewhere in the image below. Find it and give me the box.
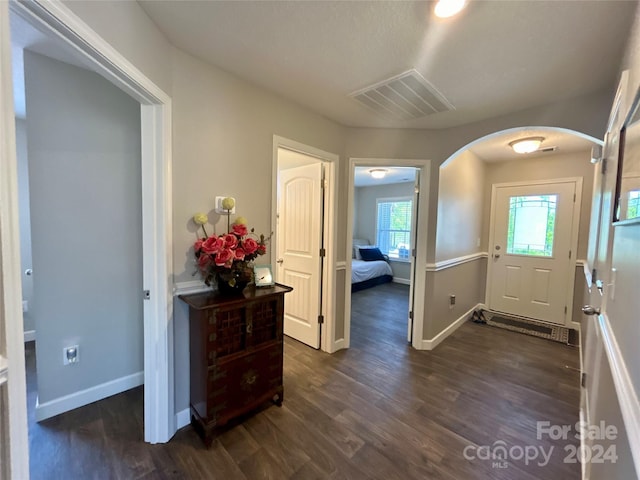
[564,305,568,315]
[601,158,607,174]
[581,372,587,388]
[592,268,597,282]
[321,178,328,189]
[569,250,572,259]
[409,311,414,320]
[573,193,576,202]
[318,315,324,325]
[319,248,326,257]
[412,248,416,258]
[143,290,151,300]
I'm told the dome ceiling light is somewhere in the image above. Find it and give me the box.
[509,137,545,154]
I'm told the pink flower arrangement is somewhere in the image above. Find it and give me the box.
[193,214,268,289]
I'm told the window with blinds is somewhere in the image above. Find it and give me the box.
[376,197,412,260]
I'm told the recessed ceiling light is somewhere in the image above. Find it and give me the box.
[369,169,388,179]
[509,137,545,154]
[434,0,467,18]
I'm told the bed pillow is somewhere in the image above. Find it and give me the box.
[359,247,386,262]
[352,239,370,259]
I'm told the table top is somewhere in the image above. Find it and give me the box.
[178,283,293,310]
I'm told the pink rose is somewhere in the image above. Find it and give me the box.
[198,253,212,268]
[243,238,258,255]
[234,248,246,261]
[223,234,238,249]
[202,236,223,254]
[194,239,204,252]
[215,248,234,267]
[232,223,248,237]
[257,244,266,255]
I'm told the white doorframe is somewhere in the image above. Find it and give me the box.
[345,158,430,350]
[0,2,29,476]
[5,0,174,446]
[271,136,338,353]
[485,177,582,328]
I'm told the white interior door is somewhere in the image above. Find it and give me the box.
[277,163,323,348]
[407,171,420,342]
[488,181,577,324]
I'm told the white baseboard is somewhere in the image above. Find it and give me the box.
[392,277,410,285]
[176,407,190,430]
[24,330,35,342]
[421,303,484,350]
[35,371,144,422]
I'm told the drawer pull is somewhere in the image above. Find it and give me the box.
[246,321,253,334]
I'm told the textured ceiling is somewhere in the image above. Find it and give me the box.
[139,0,636,129]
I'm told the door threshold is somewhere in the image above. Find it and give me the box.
[482,310,574,345]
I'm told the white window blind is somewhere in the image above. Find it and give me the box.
[376,197,412,260]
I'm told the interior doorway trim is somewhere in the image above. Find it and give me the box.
[485,177,582,328]
[271,136,338,353]
[346,157,430,350]
[7,0,174,445]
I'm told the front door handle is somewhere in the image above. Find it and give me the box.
[276,258,284,264]
[582,305,601,316]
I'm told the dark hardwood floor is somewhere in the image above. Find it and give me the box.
[25,283,581,479]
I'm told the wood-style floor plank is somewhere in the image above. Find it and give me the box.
[25,282,580,479]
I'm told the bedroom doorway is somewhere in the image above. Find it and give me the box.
[345,158,429,350]
[272,138,337,351]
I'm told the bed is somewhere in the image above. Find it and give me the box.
[351,239,393,292]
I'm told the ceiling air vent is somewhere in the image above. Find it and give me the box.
[349,69,454,120]
[539,146,558,153]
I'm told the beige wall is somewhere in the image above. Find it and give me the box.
[171,47,346,284]
[170,47,346,412]
[425,259,487,339]
[436,150,486,262]
[62,0,173,95]
[482,150,595,259]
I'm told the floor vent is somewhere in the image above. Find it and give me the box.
[482,310,574,345]
[349,69,454,120]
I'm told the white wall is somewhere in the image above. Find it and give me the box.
[24,52,143,410]
[354,181,414,280]
[436,150,485,262]
[14,118,33,335]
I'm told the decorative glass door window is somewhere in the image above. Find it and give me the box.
[507,195,557,257]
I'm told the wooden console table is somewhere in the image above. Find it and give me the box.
[179,283,292,446]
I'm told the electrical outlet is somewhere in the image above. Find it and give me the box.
[449,295,456,308]
[63,345,79,365]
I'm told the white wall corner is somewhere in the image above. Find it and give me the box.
[421,303,485,350]
[35,371,143,422]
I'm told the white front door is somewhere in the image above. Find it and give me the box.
[277,163,323,348]
[488,181,578,324]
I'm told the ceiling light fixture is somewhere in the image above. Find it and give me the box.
[434,0,467,18]
[509,137,545,154]
[369,169,388,179]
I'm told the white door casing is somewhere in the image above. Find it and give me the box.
[277,163,323,348]
[0,1,29,476]
[407,171,420,342]
[488,179,581,325]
